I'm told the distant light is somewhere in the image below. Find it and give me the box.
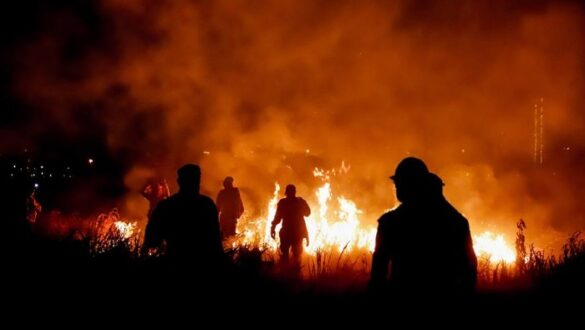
[12,164,16,169]
[40,165,44,169]
[305,149,310,154]
[203,151,210,155]
[88,158,94,164]
[461,149,466,153]
[34,183,39,188]
[564,146,571,151]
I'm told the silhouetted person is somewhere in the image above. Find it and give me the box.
[216,176,244,238]
[143,164,223,271]
[141,176,170,220]
[370,157,477,296]
[271,184,311,267]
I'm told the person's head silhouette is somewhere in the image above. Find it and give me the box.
[223,176,234,189]
[285,184,296,198]
[177,164,201,193]
[390,157,429,204]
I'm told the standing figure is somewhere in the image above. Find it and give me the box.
[143,164,223,271]
[216,176,244,238]
[370,157,477,295]
[270,184,311,267]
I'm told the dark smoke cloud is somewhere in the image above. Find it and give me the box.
[1,0,584,249]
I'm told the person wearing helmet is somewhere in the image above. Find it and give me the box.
[270,184,311,268]
[370,157,477,296]
[216,176,244,238]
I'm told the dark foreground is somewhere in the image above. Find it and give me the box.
[3,237,584,325]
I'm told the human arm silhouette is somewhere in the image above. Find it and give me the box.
[270,201,282,239]
[459,220,478,292]
[370,217,391,288]
[236,189,244,218]
[300,198,310,217]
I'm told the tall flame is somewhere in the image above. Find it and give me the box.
[473,231,516,264]
[305,185,376,254]
[232,167,377,256]
[233,182,280,251]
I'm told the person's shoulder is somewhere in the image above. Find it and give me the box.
[444,202,469,226]
[153,195,175,211]
[380,205,404,221]
[198,194,216,205]
[454,212,470,228]
[159,195,177,205]
[378,206,403,225]
[296,197,310,206]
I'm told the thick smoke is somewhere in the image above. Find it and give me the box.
[2,0,584,249]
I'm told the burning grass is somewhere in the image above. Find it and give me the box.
[20,166,585,299]
[12,202,585,314]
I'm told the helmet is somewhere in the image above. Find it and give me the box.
[390,157,429,181]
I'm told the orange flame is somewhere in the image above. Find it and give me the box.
[473,231,516,264]
[232,167,376,256]
[231,166,517,266]
[113,221,137,239]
